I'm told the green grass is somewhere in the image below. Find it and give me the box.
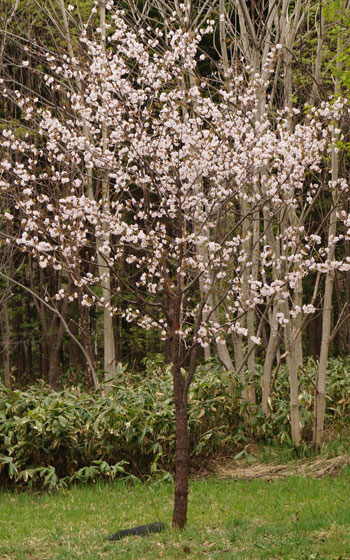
[1,474,350,559]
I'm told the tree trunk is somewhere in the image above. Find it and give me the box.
[344,238,350,354]
[171,254,191,529]
[216,339,234,371]
[287,348,301,447]
[312,28,342,443]
[100,293,116,386]
[313,175,339,448]
[113,314,122,363]
[48,342,60,391]
[58,0,116,388]
[172,362,189,530]
[233,334,249,402]
[262,307,280,415]
[48,315,66,390]
[13,310,25,380]
[293,284,304,369]
[25,291,33,378]
[1,298,11,388]
[309,2,324,104]
[283,304,301,446]
[80,303,96,391]
[210,297,234,371]
[98,0,116,388]
[312,272,334,448]
[47,279,71,391]
[306,304,322,358]
[41,337,49,381]
[247,308,257,404]
[68,314,81,368]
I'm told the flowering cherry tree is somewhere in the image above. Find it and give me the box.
[1,2,349,527]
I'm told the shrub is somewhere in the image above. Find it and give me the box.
[1,356,350,489]
[0,360,239,489]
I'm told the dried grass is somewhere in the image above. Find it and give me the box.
[211,454,350,480]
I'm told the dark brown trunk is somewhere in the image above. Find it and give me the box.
[41,337,49,380]
[39,269,50,379]
[48,315,67,391]
[1,300,11,388]
[113,314,122,362]
[306,306,322,358]
[48,342,60,391]
[26,338,32,378]
[164,333,173,364]
[48,293,70,390]
[25,290,33,379]
[80,303,95,390]
[170,263,190,530]
[68,315,81,367]
[172,362,189,530]
[345,267,350,354]
[13,311,25,379]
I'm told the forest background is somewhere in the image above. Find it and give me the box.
[0,0,350,529]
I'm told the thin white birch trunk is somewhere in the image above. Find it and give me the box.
[97,1,116,386]
[313,143,340,448]
[188,4,235,368]
[58,0,116,386]
[310,9,345,446]
[261,205,282,414]
[283,302,301,446]
[261,305,280,415]
[309,2,324,104]
[282,0,306,372]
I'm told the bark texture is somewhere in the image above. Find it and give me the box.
[172,364,189,530]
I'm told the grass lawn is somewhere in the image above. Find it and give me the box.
[1,471,350,560]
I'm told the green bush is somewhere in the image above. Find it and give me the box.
[1,356,350,489]
[242,357,350,445]
[0,359,239,489]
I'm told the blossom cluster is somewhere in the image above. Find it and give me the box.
[1,5,349,349]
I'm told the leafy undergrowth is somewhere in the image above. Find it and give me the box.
[0,360,239,489]
[1,356,350,489]
[1,475,350,559]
